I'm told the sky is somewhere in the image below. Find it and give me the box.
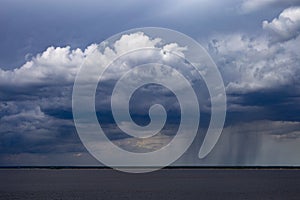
[0,0,300,166]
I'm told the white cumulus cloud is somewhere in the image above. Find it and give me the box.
[0,32,186,88]
[0,46,85,86]
[208,32,300,94]
[263,6,300,42]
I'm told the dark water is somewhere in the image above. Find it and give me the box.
[0,169,299,200]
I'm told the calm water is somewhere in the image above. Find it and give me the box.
[0,168,299,200]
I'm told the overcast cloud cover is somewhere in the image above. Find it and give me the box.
[0,0,300,166]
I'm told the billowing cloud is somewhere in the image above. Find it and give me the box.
[263,6,300,42]
[0,32,187,88]
[0,32,189,165]
[208,6,300,94]
[206,10,300,123]
[0,46,84,86]
[208,33,300,94]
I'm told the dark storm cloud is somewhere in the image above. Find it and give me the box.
[0,106,82,154]
[225,87,300,124]
[0,32,195,164]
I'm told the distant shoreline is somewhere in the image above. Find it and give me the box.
[1,166,300,170]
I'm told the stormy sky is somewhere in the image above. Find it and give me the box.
[0,0,300,166]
